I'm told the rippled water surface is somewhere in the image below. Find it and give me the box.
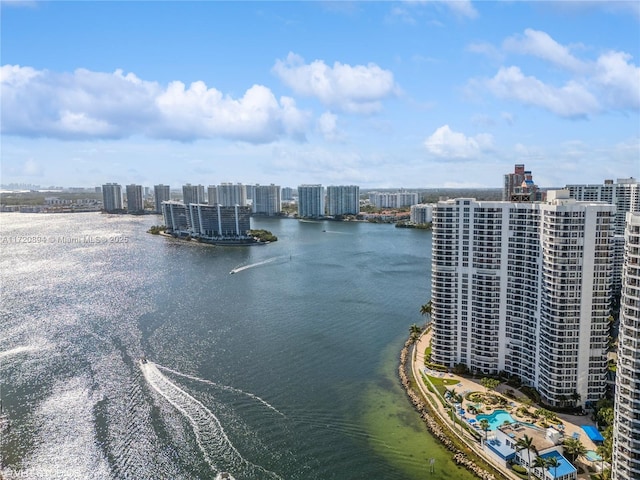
[0,213,476,480]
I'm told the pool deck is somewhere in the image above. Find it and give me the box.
[413,327,601,479]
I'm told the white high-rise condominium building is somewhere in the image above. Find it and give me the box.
[253,184,281,216]
[207,185,218,205]
[369,192,419,209]
[297,184,324,218]
[431,190,615,407]
[326,185,359,216]
[566,178,639,234]
[410,204,434,224]
[102,183,123,212]
[182,184,205,205]
[566,177,640,295]
[217,183,247,206]
[126,184,144,213]
[154,184,170,213]
[612,212,640,480]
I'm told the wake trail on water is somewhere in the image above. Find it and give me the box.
[230,256,284,274]
[140,362,283,480]
[0,345,38,359]
[156,363,285,417]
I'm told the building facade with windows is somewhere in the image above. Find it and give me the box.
[182,184,205,206]
[297,184,325,218]
[431,191,615,407]
[410,204,434,224]
[162,201,189,233]
[102,183,123,212]
[612,212,640,480]
[217,183,248,207]
[326,185,359,216]
[154,184,170,213]
[253,184,281,216]
[126,184,144,213]
[187,204,251,238]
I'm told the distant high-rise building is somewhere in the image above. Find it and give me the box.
[217,183,247,206]
[207,185,218,205]
[253,184,282,216]
[503,164,544,201]
[431,191,615,407]
[410,204,434,224]
[326,185,359,216]
[126,184,144,213]
[368,191,418,208]
[281,187,294,201]
[245,184,256,202]
[182,184,205,205]
[102,183,123,213]
[566,177,640,295]
[566,178,639,235]
[154,184,170,214]
[612,212,640,480]
[297,184,324,218]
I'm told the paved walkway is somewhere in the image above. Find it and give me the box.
[411,327,601,480]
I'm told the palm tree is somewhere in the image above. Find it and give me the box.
[532,456,548,479]
[515,434,536,480]
[562,436,587,465]
[479,418,490,442]
[409,323,422,343]
[420,300,432,327]
[546,456,560,480]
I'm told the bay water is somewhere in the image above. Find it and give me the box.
[0,213,476,480]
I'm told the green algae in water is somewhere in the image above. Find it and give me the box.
[358,338,478,480]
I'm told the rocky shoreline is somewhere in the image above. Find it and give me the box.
[398,337,498,480]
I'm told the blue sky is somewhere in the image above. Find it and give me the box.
[1,1,638,189]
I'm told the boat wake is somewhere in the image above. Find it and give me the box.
[155,363,285,417]
[0,344,39,359]
[140,361,283,479]
[230,257,279,274]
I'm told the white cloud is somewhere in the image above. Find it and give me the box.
[486,66,600,117]
[424,125,493,159]
[503,29,587,73]
[470,29,640,117]
[272,52,398,114]
[317,112,344,142]
[443,0,478,19]
[594,51,640,110]
[0,65,310,142]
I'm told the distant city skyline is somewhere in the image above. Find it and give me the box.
[1,2,638,189]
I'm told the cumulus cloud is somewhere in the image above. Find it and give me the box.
[486,66,599,117]
[272,52,398,114]
[0,65,310,142]
[503,29,587,73]
[424,125,493,159]
[469,29,640,117]
[317,112,344,142]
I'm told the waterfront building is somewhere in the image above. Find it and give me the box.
[187,204,251,238]
[410,204,434,224]
[369,191,419,209]
[253,184,282,216]
[217,183,248,207]
[297,184,325,218]
[612,212,640,480]
[326,185,359,216]
[431,190,615,407]
[161,201,189,233]
[102,183,123,212]
[245,184,256,202]
[154,185,170,214]
[126,184,144,213]
[182,184,206,205]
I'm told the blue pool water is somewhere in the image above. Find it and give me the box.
[476,409,517,430]
[585,450,602,462]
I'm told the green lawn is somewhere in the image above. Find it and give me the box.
[427,376,460,395]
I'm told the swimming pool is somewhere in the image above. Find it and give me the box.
[585,450,602,462]
[475,410,517,430]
